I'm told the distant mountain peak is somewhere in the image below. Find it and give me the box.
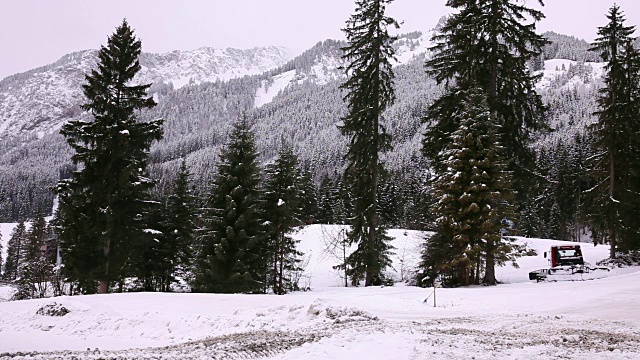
[0,45,290,138]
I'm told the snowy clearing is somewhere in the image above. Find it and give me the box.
[254,70,296,108]
[536,59,606,90]
[0,224,639,359]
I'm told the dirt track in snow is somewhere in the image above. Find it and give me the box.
[2,315,639,360]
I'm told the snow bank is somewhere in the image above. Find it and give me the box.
[0,224,639,357]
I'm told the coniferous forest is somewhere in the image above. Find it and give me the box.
[2,0,640,296]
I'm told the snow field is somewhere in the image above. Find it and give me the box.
[0,224,639,359]
[537,59,606,90]
[254,70,297,108]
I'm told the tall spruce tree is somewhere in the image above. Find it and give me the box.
[197,120,265,293]
[298,167,319,224]
[420,89,516,286]
[162,158,197,290]
[263,147,305,294]
[2,221,27,281]
[340,0,398,286]
[423,0,547,202]
[13,215,54,299]
[55,19,163,294]
[586,5,640,258]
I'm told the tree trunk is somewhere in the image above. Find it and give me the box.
[278,233,285,295]
[99,238,111,294]
[365,222,375,286]
[610,154,616,259]
[98,280,108,294]
[365,108,379,287]
[273,232,279,294]
[483,239,497,285]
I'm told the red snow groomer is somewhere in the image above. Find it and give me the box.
[528,245,610,282]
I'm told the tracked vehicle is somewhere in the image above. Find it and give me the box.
[528,245,610,282]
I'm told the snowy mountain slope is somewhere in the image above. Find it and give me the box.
[139,46,290,88]
[252,30,435,109]
[0,224,638,358]
[0,46,289,139]
[536,59,606,90]
[255,70,297,108]
[0,29,609,222]
[393,30,434,65]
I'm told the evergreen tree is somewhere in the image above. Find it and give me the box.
[196,120,265,293]
[135,203,165,292]
[317,174,336,224]
[55,19,163,293]
[263,147,305,294]
[162,158,197,290]
[135,160,195,293]
[340,0,398,286]
[421,89,516,286]
[298,166,319,224]
[586,5,640,257]
[13,215,54,299]
[333,173,354,225]
[423,0,547,207]
[378,171,400,227]
[2,221,27,281]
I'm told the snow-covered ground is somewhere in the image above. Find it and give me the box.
[255,70,297,108]
[536,59,606,90]
[0,224,639,359]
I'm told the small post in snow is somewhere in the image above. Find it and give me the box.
[433,279,436,308]
[423,279,442,306]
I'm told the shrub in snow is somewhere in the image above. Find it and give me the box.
[597,252,640,268]
[36,302,69,317]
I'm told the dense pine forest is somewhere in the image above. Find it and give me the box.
[2,0,640,295]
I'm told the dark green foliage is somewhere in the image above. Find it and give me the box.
[378,171,400,228]
[400,171,436,231]
[421,0,548,284]
[263,147,305,294]
[136,158,197,292]
[340,0,398,286]
[298,167,319,224]
[317,174,336,224]
[344,225,394,286]
[2,221,27,281]
[55,19,163,293]
[134,203,165,292]
[585,5,640,257]
[317,172,354,225]
[524,135,593,241]
[423,0,547,184]
[163,158,197,288]
[420,89,517,287]
[196,120,265,293]
[13,215,56,299]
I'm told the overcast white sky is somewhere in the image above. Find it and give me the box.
[1,0,640,79]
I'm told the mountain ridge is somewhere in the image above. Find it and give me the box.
[0,45,290,138]
[0,29,606,221]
